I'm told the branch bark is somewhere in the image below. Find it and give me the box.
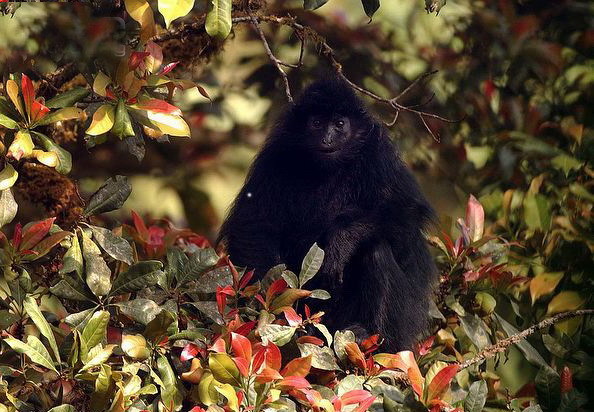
[459,309,594,370]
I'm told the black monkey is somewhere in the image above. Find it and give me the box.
[217,78,436,351]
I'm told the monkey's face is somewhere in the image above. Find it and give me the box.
[307,114,353,155]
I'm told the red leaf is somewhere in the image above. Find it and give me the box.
[136,98,182,115]
[426,364,459,402]
[416,335,435,356]
[341,390,374,405]
[233,321,256,336]
[277,376,311,390]
[296,336,324,346]
[129,51,150,70]
[210,337,226,353]
[20,218,55,251]
[239,269,254,290]
[361,334,381,354]
[264,342,282,370]
[21,74,35,120]
[561,366,573,394]
[266,278,288,304]
[233,356,249,377]
[231,332,252,362]
[189,407,206,412]
[131,211,149,240]
[345,342,366,371]
[158,61,179,75]
[12,223,22,250]
[255,367,283,383]
[465,194,484,243]
[181,343,201,361]
[352,396,376,412]
[30,100,50,122]
[281,355,312,377]
[283,307,303,326]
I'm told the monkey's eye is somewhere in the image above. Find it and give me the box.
[335,120,345,128]
[312,119,323,129]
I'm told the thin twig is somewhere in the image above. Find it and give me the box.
[249,15,293,103]
[459,309,594,370]
[392,70,438,102]
[419,114,440,143]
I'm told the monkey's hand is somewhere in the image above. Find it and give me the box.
[319,252,345,287]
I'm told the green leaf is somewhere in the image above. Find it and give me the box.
[90,364,112,412]
[523,193,551,231]
[144,310,175,344]
[361,0,380,18]
[85,254,112,297]
[304,0,329,10]
[0,163,19,191]
[79,344,116,372]
[110,260,163,296]
[176,248,220,287]
[188,301,224,325]
[64,307,98,329]
[0,189,18,228]
[4,336,57,372]
[535,366,561,411]
[112,99,135,139]
[299,243,324,288]
[23,295,61,364]
[31,132,72,174]
[0,310,19,330]
[33,107,84,127]
[259,324,297,346]
[158,0,194,27]
[84,175,132,216]
[82,310,109,350]
[45,87,90,108]
[209,352,240,385]
[116,298,163,324]
[298,343,340,370]
[89,225,133,264]
[59,231,83,277]
[551,154,583,176]
[464,380,488,412]
[0,112,18,129]
[50,275,96,301]
[460,314,491,350]
[156,354,184,409]
[205,0,232,39]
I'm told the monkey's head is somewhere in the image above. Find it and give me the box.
[276,78,377,164]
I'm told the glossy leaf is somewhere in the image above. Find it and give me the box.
[205,0,232,39]
[158,0,194,28]
[547,291,585,315]
[33,107,84,127]
[0,163,18,191]
[425,364,459,402]
[124,0,156,43]
[0,189,17,228]
[4,336,57,372]
[82,310,110,350]
[23,295,61,363]
[464,380,488,412]
[112,100,135,139]
[0,112,18,129]
[213,382,239,412]
[45,87,90,108]
[86,104,115,136]
[31,131,72,174]
[60,232,83,277]
[299,243,324,287]
[84,175,132,216]
[209,352,240,385]
[121,334,150,359]
[298,343,340,370]
[89,225,134,265]
[92,72,111,97]
[7,129,34,160]
[51,275,95,301]
[109,260,163,295]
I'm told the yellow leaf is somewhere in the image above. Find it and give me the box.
[87,104,116,136]
[213,382,239,412]
[124,0,157,44]
[198,372,219,406]
[93,72,112,97]
[121,334,151,360]
[530,272,564,304]
[32,150,59,168]
[158,0,195,28]
[0,163,18,191]
[34,107,84,127]
[208,353,240,385]
[129,107,190,137]
[6,79,25,118]
[7,129,34,160]
[547,291,585,315]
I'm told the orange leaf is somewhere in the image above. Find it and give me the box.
[277,376,311,390]
[30,100,50,122]
[6,79,25,118]
[230,332,252,362]
[232,356,249,377]
[283,307,303,326]
[281,355,312,378]
[21,74,35,121]
[425,364,459,403]
[341,390,374,405]
[20,218,55,251]
[530,272,563,304]
[345,342,366,370]
[256,367,283,383]
[136,98,182,115]
[465,194,484,242]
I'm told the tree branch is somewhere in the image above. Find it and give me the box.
[459,309,594,370]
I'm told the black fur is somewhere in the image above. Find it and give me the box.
[217,78,436,351]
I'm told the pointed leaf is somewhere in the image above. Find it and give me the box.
[547,291,585,315]
[299,243,324,287]
[33,107,84,127]
[60,231,83,277]
[0,112,18,129]
[0,189,18,228]
[84,175,132,216]
[4,336,57,372]
[23,295,61,363]
[51,275,95,301]
[92,72,111,97]
[22,231,70,261]
[464,380,488,412]
[158,0,194,28]
[86,104,115,136]
[209,352,240,385]
[124,0,157,43]
[361,0,380,18]
[129,107,190,136]
[426,364,459,402]
[205,0,232,39]
[21,74,35,121]
[45,87,90,108]
[6,79,25,118]
[79,344,116,372]
[82,310,110,350]
[7,129,34,160]
[110,260,163,295]
[0,164,18,191]
[112,100,136,139]
[530,272,564,304]
[89,225,133,264]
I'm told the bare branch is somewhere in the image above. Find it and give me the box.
[419,114,440,143]
[392,70,438,102]
[459,309,594,370]
[249,15,293,103]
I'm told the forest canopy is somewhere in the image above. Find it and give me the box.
[0,1,592,411]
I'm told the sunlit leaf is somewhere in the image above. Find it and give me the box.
[0,112,18,129]
[156,354,184,409]
[158,0,194,28]
[87,104,115,136]
[0,189,18,228]
[92,72,111,97]
[79,344,116,372]
[23,295,61,364]
[116,298,162,324]
[50,274,95,301]
[23,230,71,261]
[31,131,72,174]
[213,382,239,412]
[4,336,57,372]
[298,343,340,370]
[205,0,232,39]
[299,243,324,287]
[466,194,484,242]
[259,324,297,346]
[7,129,34,160]
[530,272,564,304]
[82,310,110,351]
[111,100,136,139]
[425,364,459,402]
[121,334,150,359]
[6,79,24,118]
[34,107,84,127]
[523,193,551,231]
[547,291,585,315]
[209,353,240,385]
[124,0,157,43]
[129,107,190,137]
[21,74,35,122]
[0,163,18,191]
